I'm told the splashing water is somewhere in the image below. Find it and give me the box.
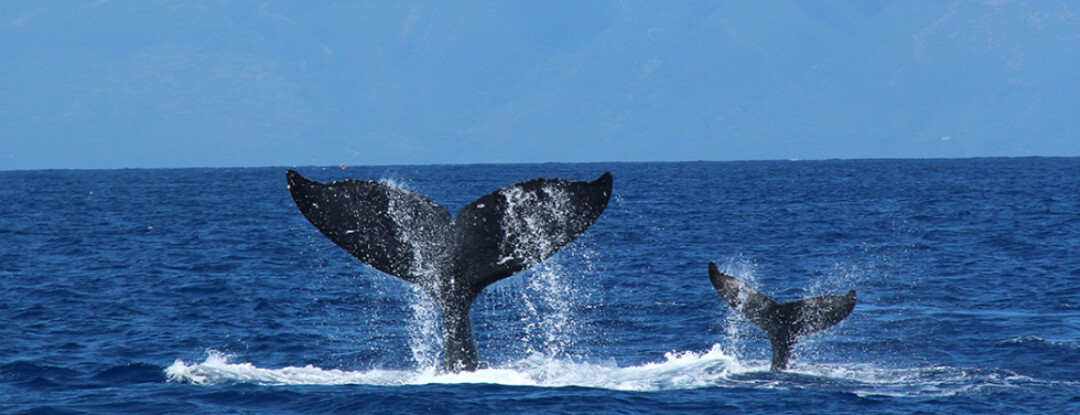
[166,345,1056,398]
[166,346,745,389]
[406,285,442,370]
[517,248,597,359]
[714,257,760,360]
[498,183,573,266]
[495,182,597,359]
[380,177,447,368]
[522,261,576,357]
[377,177,598,370]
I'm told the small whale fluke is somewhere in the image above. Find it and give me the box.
[287,170,612,372]
[708,262,855,371]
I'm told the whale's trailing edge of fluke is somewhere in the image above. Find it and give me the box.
[708,262,855,371]
[287,170,612,372]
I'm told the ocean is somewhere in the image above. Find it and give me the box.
[2,158,1078,414]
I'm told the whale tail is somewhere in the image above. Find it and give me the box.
[708,262,855,371]
[287,170,612,371]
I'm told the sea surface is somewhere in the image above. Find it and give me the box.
[2,158,1079,414]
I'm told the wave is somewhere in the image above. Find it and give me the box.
[165,345,1057,397]
[1000,335,1080,349]
[166,345,741,390]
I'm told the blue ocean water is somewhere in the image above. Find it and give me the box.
[2,158,1079,414]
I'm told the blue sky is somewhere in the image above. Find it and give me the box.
[2,1,1078,170]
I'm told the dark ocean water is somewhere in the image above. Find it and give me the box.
[2,158,1079,414]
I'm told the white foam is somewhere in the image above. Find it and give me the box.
[166,345,744,390]
[166,346,1060,397]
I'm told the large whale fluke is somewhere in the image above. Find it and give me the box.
[708,262,855,371]
[287,170,612,372]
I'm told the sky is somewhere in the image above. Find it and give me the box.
[2,1,1078,170]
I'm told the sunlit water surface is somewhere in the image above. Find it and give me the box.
[3,159,1079,414]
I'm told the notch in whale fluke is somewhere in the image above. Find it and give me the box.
[287,170,612,372]
[708,262,855,371]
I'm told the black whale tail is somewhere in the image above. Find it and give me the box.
[287,170,612,371]
[708,262,855,371]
